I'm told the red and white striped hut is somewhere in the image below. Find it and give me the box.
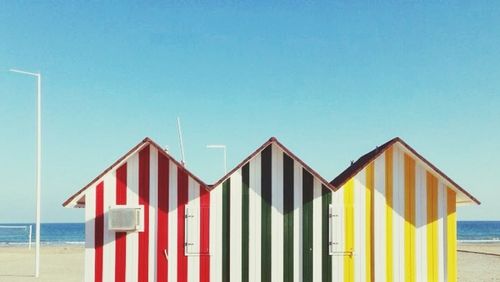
[63,138,211,282]
[64,136,479,282]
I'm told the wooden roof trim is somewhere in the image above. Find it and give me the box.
[63,137,209,208]
[209,137,335,191]
[330,137,480,205]
[330,138,397,189]
[396,138,480,205]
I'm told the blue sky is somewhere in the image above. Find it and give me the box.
[0,2,498,222]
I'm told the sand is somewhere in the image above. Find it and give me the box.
[0,245,83,282]
[0,243,499,281]
[458,243,500,282]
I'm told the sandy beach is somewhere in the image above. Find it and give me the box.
[458,243,500,282]
[0,243,499,281]
[0,245,83,282]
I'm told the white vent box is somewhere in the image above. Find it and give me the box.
[108,206,144,232]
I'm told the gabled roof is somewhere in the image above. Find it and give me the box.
[209,137,335,191]
[63,137,209,208]
[330,137,480,205]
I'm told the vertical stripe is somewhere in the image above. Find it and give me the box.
[230,171,242,282]
[292,162,303,282]
[157,153,169,282]
[222,179,230,282]
[415,164,427,282]
[283,154,294,282]
[138,146,150,282]
[103,174,116,282]
[95,181,104,282]
[272,146,284,282]
[248,155,262,282]
[437,182,446,282]
[148,148,158,282]
[241,164,250,282]
[126,154,139,282]
[354,170,366,282]
[366,162,374,282]
[447,189,457,282]
[393,147,405,282]
[302,169,313,282]
[385,148,393,282]
[210,179,222,282]
[343,179,354,282]
[426,172,438,282]
[261,145,272,282]
[322,186,332,282]
[404,154,416,282]
[187,178,200,282]
[168,161,178,282]
[331,187,344,282]
[85,187,96,282]
[199,185,211,282]
[374,154,386,282]
[115,164,127,282]
[312,180,322,282]
[177,168,188,282]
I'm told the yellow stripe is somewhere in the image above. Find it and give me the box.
[366,163,374,282]
[344,179,355,282]
[427,173,438,281]
[385,147,394,282]
[404,154,416,282]
[447,188,457,282]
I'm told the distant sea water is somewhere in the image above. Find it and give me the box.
[457,221,500,242]
[0,221,499,246]
[0,223,84,246]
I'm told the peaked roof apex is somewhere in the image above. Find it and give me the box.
[209,137,335,191]
[63,137,208,208]
[330,137,480,205]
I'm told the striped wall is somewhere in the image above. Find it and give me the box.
[84,144,210,282]
[210,143,338,282]
[82,141,458,282]
[336,143,458,282]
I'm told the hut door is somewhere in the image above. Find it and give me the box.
[329,204,345,255]
[185,205,210,255]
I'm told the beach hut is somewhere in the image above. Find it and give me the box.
[63,136,479,282]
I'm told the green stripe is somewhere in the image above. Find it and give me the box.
[222,179,230,282]
[322,185,332,281]
[283,154,294,282]
[242,164,250,282]
[302,169,314,282]
[261,145,272,282]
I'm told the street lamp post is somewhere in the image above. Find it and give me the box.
[206,144,227,174]
[10,68,42,278]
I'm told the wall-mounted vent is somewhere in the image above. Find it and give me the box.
[108,206,144,232]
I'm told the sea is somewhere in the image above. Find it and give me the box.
[0,221,499,246]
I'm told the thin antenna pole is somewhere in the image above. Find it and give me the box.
[177,117,186,165]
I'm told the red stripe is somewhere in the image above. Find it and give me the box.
[115,164,127,282]
[200,185,210,282]
[177,168,188,282]
[138,146,150,282]
[157,153,169,282]
[95,181,104,282]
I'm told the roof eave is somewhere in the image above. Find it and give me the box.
[62,137,210,208]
